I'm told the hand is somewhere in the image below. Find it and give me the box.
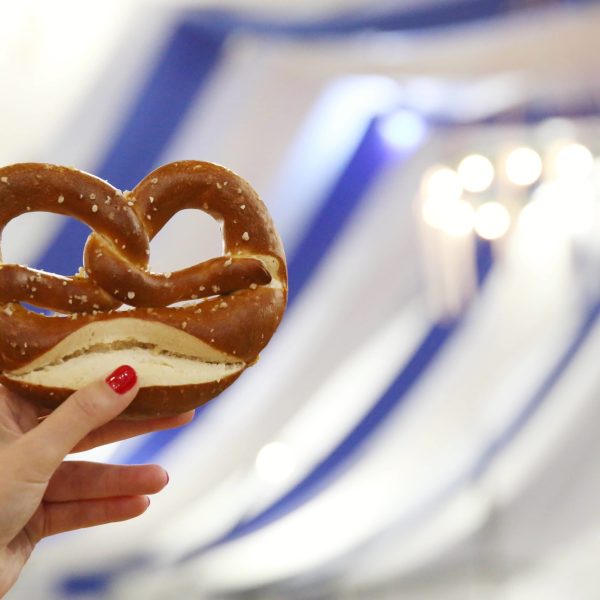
[0,365,194,597]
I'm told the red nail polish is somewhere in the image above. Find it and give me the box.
[105,365,137,394]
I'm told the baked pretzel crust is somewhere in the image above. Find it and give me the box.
[0,161,287,417]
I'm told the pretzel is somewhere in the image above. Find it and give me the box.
[0,161,287,418]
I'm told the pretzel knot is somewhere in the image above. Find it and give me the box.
[0,161,287,417]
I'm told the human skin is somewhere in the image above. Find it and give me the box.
[0,367,194,597]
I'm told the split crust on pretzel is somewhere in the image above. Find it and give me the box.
[0,161,287,418]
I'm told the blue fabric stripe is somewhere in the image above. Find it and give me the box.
[60,289,600,594]
[59,557,150,598]
[179,321,458,562]
[176,235,494,560]
[180,259,600,562]
[338,297,600,565]
[185,0,521,38]
[115,406,205,464]
[33,22,225,276]
[473,299,600,477]
[96,23,225,191]
[476,237,493,285]
[31,0,600,279]
[286,119,393,306]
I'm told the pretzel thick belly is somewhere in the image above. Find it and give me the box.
[0,161,287,417]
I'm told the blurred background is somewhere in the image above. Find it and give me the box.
[3,0,600,598]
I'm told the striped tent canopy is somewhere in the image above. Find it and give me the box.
[3,1,600,598]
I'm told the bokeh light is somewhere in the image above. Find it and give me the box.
[474,201,511,240]
[422,166,463,202]
[377,109,427,150]
[505,146,543,186]
[458,154,495,193]
[442,199,476,237]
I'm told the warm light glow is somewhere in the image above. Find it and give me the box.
[553,142,594,180]
[442,199,475,237]
[422,196,469,231]
[505,147,543,186]
[377,109,427,150]
[474,202,511,240]
[255,442,297,484]
[421,167,466,231]
[422,166,463,202]
[421,197,448,230]
[457,154,495,193]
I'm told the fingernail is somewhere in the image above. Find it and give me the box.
[105,365,137,395]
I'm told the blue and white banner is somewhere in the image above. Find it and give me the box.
[4,1,600,599]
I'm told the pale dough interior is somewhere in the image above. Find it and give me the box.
[6,318,245,388]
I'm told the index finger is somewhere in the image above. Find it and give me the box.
[7,366,138,484]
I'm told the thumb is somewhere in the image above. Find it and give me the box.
[10,365,138,484]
